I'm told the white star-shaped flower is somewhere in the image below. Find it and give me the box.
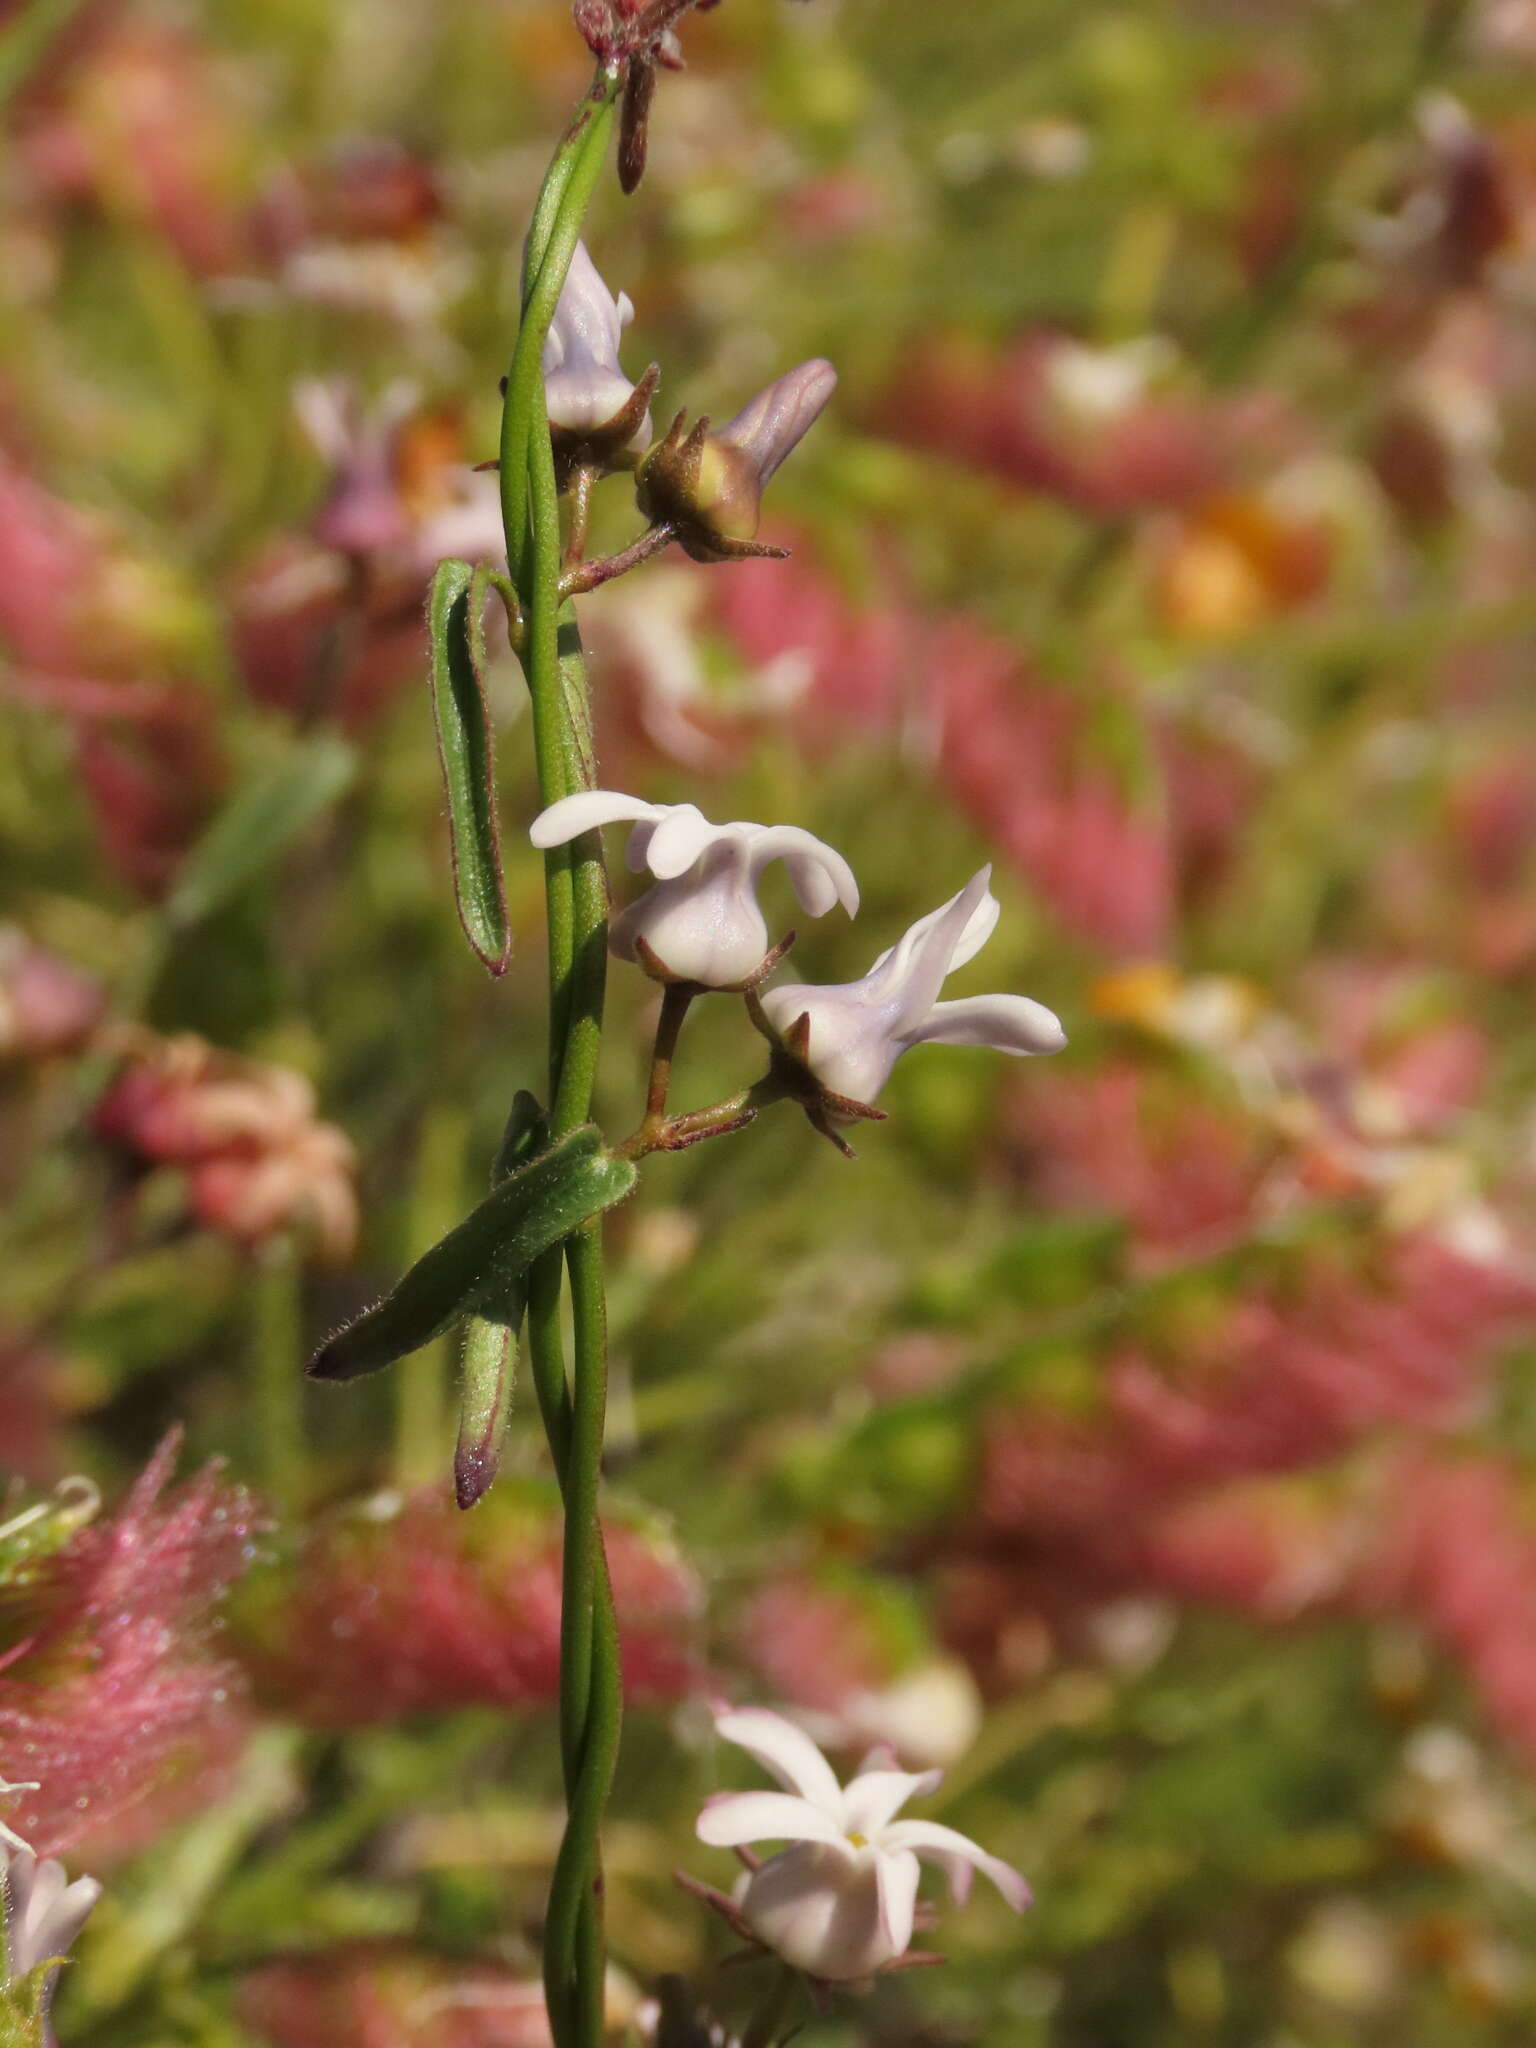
[696,1706,1029,1983]
[758,866,1065,1107]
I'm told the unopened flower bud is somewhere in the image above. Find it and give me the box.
[636,359,836,563]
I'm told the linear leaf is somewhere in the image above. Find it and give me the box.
[429,558,511,975]
[165,734,354,929]
[454,1309,521,1510]
[307,1125,634,1383]
[453,1088,547,1509]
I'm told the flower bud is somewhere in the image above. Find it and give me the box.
[636,359,836,564]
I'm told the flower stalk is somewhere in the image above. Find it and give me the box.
[496,65,626,2048]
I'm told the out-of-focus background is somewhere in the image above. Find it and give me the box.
[3,0,1536,2041]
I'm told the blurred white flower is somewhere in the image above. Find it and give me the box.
[543,241,653,454]
[530,792,857,989]
[696,1705,1028,1983]
[798,1660,984,1772]
[759,866,1064,1107]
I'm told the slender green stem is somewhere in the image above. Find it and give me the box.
[500,71,622,592]
[495,67,625,2048]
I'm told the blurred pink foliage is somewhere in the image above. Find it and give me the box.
[240,1947,562,2048]
[0,1331,73,1482]
[0,1432,263,1858]
[1008,1062,1278,1264]
[702,536,1261,954]
[736,1574,892,1717]
[236,1490,702,1727]
[948,1234,1535,1683]
[0,932,103,1059]
[886,330,1296,517]
[1370,1450,1536,1768]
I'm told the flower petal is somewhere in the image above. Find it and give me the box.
[717,359,837,486]
[696,1791,847,1850]
[865,868,997,1034]
[713,1706,845,1813]
[878,1820,1032,1912]
[529,789,659,849]
[907,993,1067,1058]
[841,1767,943,1840]
[875,1847,921,1959]
[643,804,730,880]
[747,826,859,919]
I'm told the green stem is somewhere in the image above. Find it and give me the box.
[495,66,624,2048]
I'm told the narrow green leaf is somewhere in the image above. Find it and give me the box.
[453,1089,546,1509]
[307,1125,635,1383]
[454,1309,521,1510]
[165,734,354,929]
[429,558,511,975]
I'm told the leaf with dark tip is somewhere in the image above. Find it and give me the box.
[428,558,511,975]
[454,1308,521,1509]
[307,1125,635,1382]
[165,734,354,930]
[453,1089,546,1509]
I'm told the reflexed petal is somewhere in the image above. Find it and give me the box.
[748,826,859,919]
[841,1767,943,1840]
[643,804,730,879]
[865,868,997,1034]
[907,993,1067,1058]
[875,1847,921,1959]
[696,1791,847,1850]
[713,1706,845,1813]
[529,789,659,849]
[877,1820,1032,1911]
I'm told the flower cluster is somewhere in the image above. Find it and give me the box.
[93,1032,358,1259]
[528,258,1060,1135]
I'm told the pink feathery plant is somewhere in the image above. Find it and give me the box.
[233,1488,702,1727]
[1368,1451,1536,1770]
[239,1945,643,2048]
[0,1433,264,1859]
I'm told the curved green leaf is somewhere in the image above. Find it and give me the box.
[428,557,511,975]
[307,1125,634,1383]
